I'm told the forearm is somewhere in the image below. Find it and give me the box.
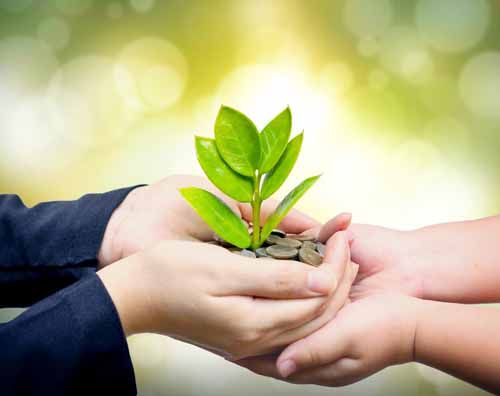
[0,187,139,306]
[413,216,500,303]
[415,299,500,394]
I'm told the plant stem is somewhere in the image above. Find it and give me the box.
[251,174,262,250]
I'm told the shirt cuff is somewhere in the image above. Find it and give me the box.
[64,274,137,394]
[15,185,144,268]
[0,273,137,395]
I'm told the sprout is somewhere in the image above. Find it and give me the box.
[180,106,320,250]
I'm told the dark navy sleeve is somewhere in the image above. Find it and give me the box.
[0,274,137,396]
[0,187,139,307]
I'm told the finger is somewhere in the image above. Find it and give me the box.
[288,357,363,387]
[219,257,337,299]
[252,296,327,335]
[268,257,357,349]
[276,316,350,377]
[316,231,351,294]
[238,199,320,234]
[236,355,282,379]
[318,213,352,243]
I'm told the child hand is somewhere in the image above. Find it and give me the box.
[238,292,418,386]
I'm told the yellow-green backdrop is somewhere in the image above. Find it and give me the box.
[1,1,499,395]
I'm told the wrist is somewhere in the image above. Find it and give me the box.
[406,296,427,364]
[402,228,437,300]
[98,186,147,268]
[392,294,422,365]
[97,252,155,336]
[412,298,438,364]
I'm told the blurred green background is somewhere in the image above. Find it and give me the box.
[1,0,499,395]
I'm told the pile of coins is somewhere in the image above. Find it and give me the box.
[212,229,325,267]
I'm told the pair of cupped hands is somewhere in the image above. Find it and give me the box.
[98,175,423,387]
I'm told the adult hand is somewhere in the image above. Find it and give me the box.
[238,292,418,385]
[98,175,318,267]
[98,233,354,360]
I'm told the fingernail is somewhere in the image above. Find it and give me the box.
[278,359,297,378]
[308,270,336,294]
[351,263,359,279]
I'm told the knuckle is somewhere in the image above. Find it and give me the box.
[228,310,263,345]
[272,266,301,294]
[301,345,321,368]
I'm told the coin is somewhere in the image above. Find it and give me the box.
[255,247,269,258]
[274,237,302,249]
[287,233,316,242]
[265,234,284,245]
[270,229,287,238]
[316,242,326,256]
[299,247,322,266]
[302,240,316,250]
[266,245,298,259]
[236,249,256,258]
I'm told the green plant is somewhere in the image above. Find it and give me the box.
[180,105,320,250]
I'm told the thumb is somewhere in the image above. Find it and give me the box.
[310,231,351,295]
[318,213,352,243]
[276,318,349,378]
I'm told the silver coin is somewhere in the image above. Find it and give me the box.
[236,249,256,258]
[265,234,284,245]
[255,247,269,258]
[270,229,287,238]
[266,245,298,259]
[274,237,302,249]
[299,247,323,267]
[302,240,316,250]
[287,233,316,242]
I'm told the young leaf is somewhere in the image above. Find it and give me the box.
[259,107,291,173]
[260,175,321,244]
[180,187,251,249]
[214,106,260,177]
[196,136,254,202]
[261,132,303,200]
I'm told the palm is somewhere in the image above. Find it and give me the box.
[347,224,423,299]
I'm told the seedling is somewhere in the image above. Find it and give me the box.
[180,106,320,250]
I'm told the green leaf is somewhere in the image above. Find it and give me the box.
[214,106,261,177]
[195,137,254,202]
[261,132,303,200]
[180,187,251,249]
[260,175,321,244]
[259,107,292,173]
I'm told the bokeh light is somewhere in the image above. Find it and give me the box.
[114,37,187,113]
[51,0,93,16]
[0,95,77,174]
[37,17,71,51]
[46,55,132,148]
[343,0,394,39]
[459,51,500,120]
[379,25,434,84]
[416,0,491,53]
[130,0,156,14]
[0,36,58,94]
